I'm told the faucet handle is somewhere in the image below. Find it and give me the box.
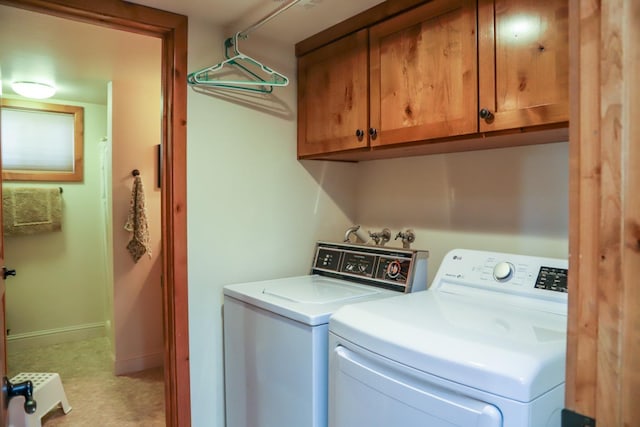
[395,229,416,248]
[369,228,391,246]
[404,229,416,243]
[380,228,391,245]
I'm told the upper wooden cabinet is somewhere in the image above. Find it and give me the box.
[296,0,569,160]
[477,0,569,131]
[370,0,477,148]
[297,30,369,157]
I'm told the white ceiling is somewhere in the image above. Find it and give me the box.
[130,0,384,42]
[0,0,384,104]
[0,5,161,105]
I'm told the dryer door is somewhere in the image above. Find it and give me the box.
[329,344,503,427]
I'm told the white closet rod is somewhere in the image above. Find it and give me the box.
[238,0,303,39]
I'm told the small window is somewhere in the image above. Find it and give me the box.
[1,99,84,182]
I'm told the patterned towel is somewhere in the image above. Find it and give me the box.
[124,175,151,262]
[2,187,62,236]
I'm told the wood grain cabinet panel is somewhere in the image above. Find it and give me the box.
[296,0,569,160]
[478,0,569,131]
[370,0,477,147]
[297,30,369,157]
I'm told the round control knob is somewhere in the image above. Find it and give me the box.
[386,260,401,279]
[493,262,514,282]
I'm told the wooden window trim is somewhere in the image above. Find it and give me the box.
[1,98,84,182]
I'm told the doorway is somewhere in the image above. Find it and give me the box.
[0,1,189,425]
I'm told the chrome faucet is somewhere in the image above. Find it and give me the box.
[395,229,416,249]
[343,225,371,244]
[343,225,361,242]
[369,228,391,246]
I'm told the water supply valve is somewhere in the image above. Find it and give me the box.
[369,228,391,246]
[395,229,416,249]
[343,225,370,244]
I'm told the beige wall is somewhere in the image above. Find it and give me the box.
[186,19,358,426]
[354,142,570,285]
[4,97,109,349]
[110,72,163,374]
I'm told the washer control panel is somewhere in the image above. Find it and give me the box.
[341,251,376,276]
[312,241,429,293]
[534,266,568,293]
[493,262,515,282]
[433,249,568,302]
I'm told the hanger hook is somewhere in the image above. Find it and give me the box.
[224,32,243,59]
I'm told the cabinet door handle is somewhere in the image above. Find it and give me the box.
[368,128,378,138]
[355,129,364,138]
[479,108,494,121]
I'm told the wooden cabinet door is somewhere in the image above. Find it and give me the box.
[478,0,569,132]
[369,0,477,147]
[298,30,369,157]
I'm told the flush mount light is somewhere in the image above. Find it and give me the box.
[11,81,56,99]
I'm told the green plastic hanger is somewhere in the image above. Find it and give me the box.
[187,33,289,94]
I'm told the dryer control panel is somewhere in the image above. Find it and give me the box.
[312,242,429,293]
[433,249,568,309]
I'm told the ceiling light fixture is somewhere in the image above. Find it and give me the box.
[11,81,56,99]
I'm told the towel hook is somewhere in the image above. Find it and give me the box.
[131,169,140,177]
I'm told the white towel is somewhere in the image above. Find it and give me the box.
[124,175,151,262]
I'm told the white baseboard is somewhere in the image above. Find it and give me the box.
[114,351,163,375]
[7,322,107,352]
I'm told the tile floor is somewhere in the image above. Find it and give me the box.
[7,337,165,426]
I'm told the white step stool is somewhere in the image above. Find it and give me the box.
[8,373,72,427]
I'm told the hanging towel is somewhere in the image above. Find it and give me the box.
[2,187,62,236]
[124,175,151,262]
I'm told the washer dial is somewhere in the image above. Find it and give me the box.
[493,262,515,282]
[386,260,402,279]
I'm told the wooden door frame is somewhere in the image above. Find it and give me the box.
[567,0,640,425]
[0,1,190,425]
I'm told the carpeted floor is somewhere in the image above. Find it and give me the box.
[7,337,165,426]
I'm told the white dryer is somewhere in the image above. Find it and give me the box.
[329,248,568,427]
[223,241,428,427]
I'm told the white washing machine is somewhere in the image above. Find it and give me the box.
[329,248,568,427]
[223,241,429,427]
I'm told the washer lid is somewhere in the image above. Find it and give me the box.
[263,280,377,304]
[224,275,394,326]
[329,290,567,403]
